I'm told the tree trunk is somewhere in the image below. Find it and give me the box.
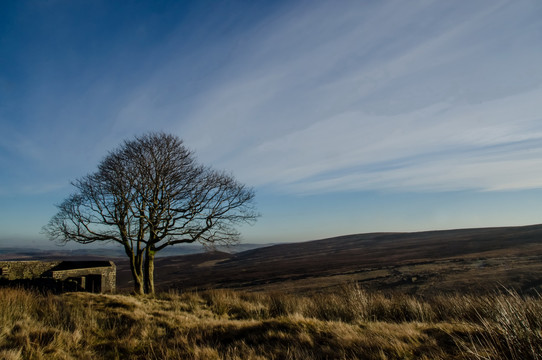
[144,246,156,295]
[131,261,144,295]
[132,273,144,295]
[126,247,144,295]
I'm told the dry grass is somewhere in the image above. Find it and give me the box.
[0,284,541,359]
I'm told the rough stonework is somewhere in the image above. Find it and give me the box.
[0,261,61,280]
[0,260,116,293]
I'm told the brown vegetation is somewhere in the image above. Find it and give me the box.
[112,224,542,296]
[1,285,541,359]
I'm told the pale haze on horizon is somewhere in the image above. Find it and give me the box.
[1,0,542,249]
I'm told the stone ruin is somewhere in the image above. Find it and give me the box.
[0,260,116,293]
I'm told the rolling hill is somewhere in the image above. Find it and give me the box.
[3,224,541,295]
[122,224,542,295]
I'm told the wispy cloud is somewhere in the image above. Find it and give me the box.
[2,0,542,197]
[224,86,542,193]
[174,0,542,194]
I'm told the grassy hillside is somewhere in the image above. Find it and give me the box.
[3,225,542,358]
[122,224,542,295]
[4,224,542,296]
[1,286,541,359]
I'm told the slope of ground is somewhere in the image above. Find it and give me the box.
[140,224,542,295]
[2,286,542,359]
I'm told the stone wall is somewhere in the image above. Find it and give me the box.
[0,261,61,280]
[0,260,116,293]
[50,262,116,293]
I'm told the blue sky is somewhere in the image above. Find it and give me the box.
[1,0,542,248]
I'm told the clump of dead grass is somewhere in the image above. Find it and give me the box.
[0,285,541,359]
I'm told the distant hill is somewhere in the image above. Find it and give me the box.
[141,224,542,295]
[4,225,542,295]
[0,243,269,261]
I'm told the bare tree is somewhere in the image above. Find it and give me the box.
[43,133,258,294]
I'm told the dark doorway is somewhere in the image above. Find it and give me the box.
[86,275,102,293]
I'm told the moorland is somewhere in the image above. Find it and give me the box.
[124,224,542,295]
[1,224,542,359]
[1,284,541,359]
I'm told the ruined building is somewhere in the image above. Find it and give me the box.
[0,260,116,293]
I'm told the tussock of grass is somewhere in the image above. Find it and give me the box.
[0,284,541,359]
